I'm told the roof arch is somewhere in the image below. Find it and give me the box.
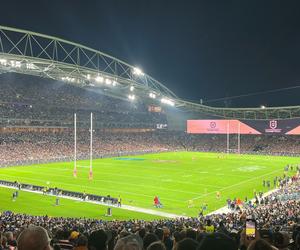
[0,25,299,120]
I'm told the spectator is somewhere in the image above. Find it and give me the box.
[114,234,143,250]
[17,225,51,250]
[147,241,166,250]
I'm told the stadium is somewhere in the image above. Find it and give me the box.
[0,22,300,250]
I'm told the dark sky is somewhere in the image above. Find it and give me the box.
[1,0,300,107]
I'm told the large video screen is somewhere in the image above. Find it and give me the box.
[187,118,300,135]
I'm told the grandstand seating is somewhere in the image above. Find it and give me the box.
[0,177,299,249]
[1,73,300,250]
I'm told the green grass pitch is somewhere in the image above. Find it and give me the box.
[0,151,298,219]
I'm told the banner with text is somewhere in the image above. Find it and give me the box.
[187,119,300,135]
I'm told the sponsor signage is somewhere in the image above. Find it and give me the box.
[187,118,300,135]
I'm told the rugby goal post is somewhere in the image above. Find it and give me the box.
[226,121,241,154]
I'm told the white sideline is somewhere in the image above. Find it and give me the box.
[0,184,280,219]
[0,184,187,219]
[207,187,280,215]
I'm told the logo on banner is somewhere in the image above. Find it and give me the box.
[210,122,216,128]
[207,121,219,132]
[265,120,281,133]
[269,120,277,129]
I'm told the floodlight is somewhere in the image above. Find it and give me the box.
[161,98,175,106]
[0,59,7,66]
[26,63,35,70]
[95,76,104,83]
[61,76,76,83]
[130,86,134,91]
[132,67,144,76]
[112,80,117,86]
[261,105,266,109]
[105,78,112,85]
[86,74,91,80]
[149,93,156,99]
[128,94,135,100]
[10,60,21,68]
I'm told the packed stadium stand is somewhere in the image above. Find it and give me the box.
[0,74,299,168]
[1,24,300,250]
[0,74,167,128]
[0,177,300,249]
[0,73,299,250]
[1,130,300,167]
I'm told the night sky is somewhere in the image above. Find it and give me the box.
[1,0,300,107]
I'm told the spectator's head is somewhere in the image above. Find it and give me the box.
[114,234,143,250]
[77,235,88,247]
[155,228,164,241]
[186,228,197,240]
[137,228,146,239]
[17,225,51,250]
[88,229,108,250]
[197,232,237,250]
[206,220,211,226]
[143,233,159,249]
[174,238,199,250]
[162,227,170,238]
[272,231,290,249]
[4,231,13,241]
[55,229,70,240]
[147,241,166,250]
[247,239,275,250]
[173,231,184,244]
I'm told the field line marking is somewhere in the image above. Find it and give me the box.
[2,169,203,196]
[188,169,283,202]
[3,164,227,189]
[0,174,183,203]
[0,184,186,219]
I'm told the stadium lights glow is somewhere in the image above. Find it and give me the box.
[149,93,156,99]
[61,76,76,82]
[132,67,144,76]
[10,60,21,68]
[130,86,134,91]
[128,94,135,100]
[95,75,104,83]
[26,63,36,70]
[0,59,7,66]
[161,98,175,106]
[261,105,266,109]
[86,74,91,80]
[112,80,117,86]
[105,78,112,85]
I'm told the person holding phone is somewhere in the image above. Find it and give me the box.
[240,219,259,250]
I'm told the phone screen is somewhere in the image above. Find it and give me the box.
[246,219,256,238]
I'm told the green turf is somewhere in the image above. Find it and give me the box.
[0,188,162,220]
[0,152,299,218]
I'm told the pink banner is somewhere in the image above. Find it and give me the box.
[187,120,261,134]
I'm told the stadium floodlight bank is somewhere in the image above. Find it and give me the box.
[0,25,299,119]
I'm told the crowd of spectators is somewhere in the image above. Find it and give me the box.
[0,178,300,249]
[0,130,299,166]
[1,73,300,249]
[0,74,167,128]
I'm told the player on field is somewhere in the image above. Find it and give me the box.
[117,195,122,207]
[188,199,194,208]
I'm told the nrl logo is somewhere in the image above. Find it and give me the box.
[269,120,277,129]
[210,121,216,128]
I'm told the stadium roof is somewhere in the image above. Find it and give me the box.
[0,25,299,120]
